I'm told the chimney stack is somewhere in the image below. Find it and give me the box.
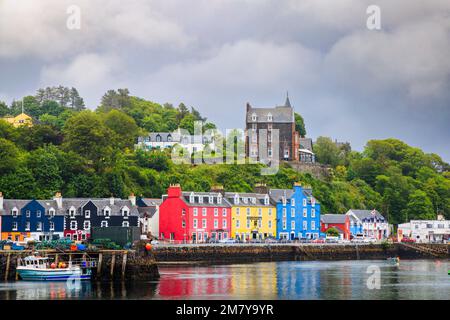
[53,192,62,209]
[246,102,251,113]
[129,193,136,206]
[210,185,224,195]
[0,192,3,211]
[110,196,115,205]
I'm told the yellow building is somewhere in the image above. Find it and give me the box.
[3,113,33,127]
[225,192,277,241]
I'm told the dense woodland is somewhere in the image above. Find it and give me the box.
[0,87,449,226]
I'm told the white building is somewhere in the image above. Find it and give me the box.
[136,129,216,155]
[346,209,390,240]
[398,215,449,243]
[137,198,162,238]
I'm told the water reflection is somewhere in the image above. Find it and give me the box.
[0,260,448,300]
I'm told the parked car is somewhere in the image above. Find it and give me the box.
[312,238,325,244]
[351,236,367,243]
[150,239,159,245]
[219,238,237,244]
[401,237,416,243]
[325,236,339,243]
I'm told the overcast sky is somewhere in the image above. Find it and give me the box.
[1,0,449,161]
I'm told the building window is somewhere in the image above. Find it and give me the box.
[291,208,295,217]
[193,219,198,228]
[268,208,272,216]
[234,195,240,205]
[267,113,272,121]
[246,220,250,228]
[85,210,91,218]
[26,210,31,218]
[265,196,270,205]
[49,208,55,217]
[202,219,207,228]
[37,210,41,218]
[217,195,222,204]
[214,219,218,228]
[122,221,129,227]
[193,208,198,216]
[258,208,262,216]
[69,208,76,218]
[223,208,227,216]
[282,208,287,217]
[236,220,240,228]
[223,219,227,228]
[214,208,218,216]
[101,221,108,228]
[182,209,186,215]
[311,209,315,218]
[122,208,130,217]
[282,219,287,230]
[303,199,307,206]
[268,220,272,229]
[311,221,316,230]
[190,193,195,203]
[209,196,213,203]
[12,209,18,217]
[251,113,257,122]
[246,208,250,216]
[83,221,91,230]
[303,221,307,230]
[291,221,295,230]
[49,222,55,231]
[291,199,295,206]
[198,196,203,204]
[25,221,30,231]
[236,207,240,216]
[70,221,77,230]
[303,209,307,217]
[12,222,18,231]
[37,222,42,231]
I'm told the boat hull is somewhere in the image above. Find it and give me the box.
[17,267,91,281]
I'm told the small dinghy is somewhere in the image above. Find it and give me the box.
[387,257,400,266]
[17,255,96,281]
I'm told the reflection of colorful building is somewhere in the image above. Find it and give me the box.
[270,183,321,240]
[225,191,276,241]
[320,214,350,240]
[3,113,33,127]
[159,185,232,243]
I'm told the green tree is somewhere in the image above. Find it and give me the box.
[294,113,306,137]
[403,190,435,221]
[103,109,139,149]
[314,136,341,167]
[0,138,20,173]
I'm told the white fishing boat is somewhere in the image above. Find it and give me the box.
[17,255,96,281]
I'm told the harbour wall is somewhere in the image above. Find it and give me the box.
[0,246,159,281]
[153,243,449,264]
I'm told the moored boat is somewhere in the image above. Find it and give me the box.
[17,255,96,281]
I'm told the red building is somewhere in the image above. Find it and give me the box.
[320,214,350,240]
[159,185,232,243]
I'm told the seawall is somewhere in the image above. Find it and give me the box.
[0,247,159,281]
[153,243,449,264]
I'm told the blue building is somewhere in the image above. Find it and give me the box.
[270,183,321,240]
[0,197,65,241]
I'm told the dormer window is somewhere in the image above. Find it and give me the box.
[167,134,172,142]
[264,195,269,205]
[26,210,31,218]
[234,194,239,205]
[156,134,161,142]
[251,113,257,122]
[267,113,272,122]
[104,207,111,218]
[209,196,213,204]
[303,199,307,207]
[189,192,195,203]
[243,198,248,204]
[282,197,286,206]
[36,210,41,218]
[251,198,256,204]
[49,208,56,217]
[217,194,222,204]
[85,210,91,218]
[291,199,295,206]
[12,208,18,217]
[311,198,316,207]
[122,207,130,217]
[198,196,203,204]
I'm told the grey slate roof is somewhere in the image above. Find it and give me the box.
[268,189,294,202]
[140,198,162,207]
[246,106,294,123]
[299,138,313,151]
[224,192,273,207]
[181,192,232,207]
[0,200,33,215]
[321,214,347,224]
[348,209,385,221]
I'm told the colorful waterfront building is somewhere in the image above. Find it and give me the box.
[346,209,390,240]
[62,195,139,241]
[320,214,350,240]
[224,190,276,241]
[0,193,64,241]
[159,185,232,243]
[137,197,162,238]
[270,183,321,240]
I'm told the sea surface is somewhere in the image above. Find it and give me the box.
[0,259,448,300]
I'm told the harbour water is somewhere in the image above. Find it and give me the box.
[0,259,448,300]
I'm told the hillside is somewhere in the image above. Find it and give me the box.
[0,87,449,225]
